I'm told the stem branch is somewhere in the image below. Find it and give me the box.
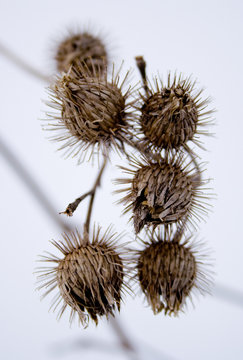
[84,156,107,234]
[61,190,93,216]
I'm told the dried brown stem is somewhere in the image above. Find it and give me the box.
[122,135,159,160]
[60,190,93,216]
[0,41,51,83]
[84,156,107,234]
[135,56,150,97]
[61,157,107,223]
[0,134,140,359]
[0,37,140,356]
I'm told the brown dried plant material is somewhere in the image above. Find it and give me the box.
[46,64,135,162]
[36,227,126,327]
[55,32,107,75]
[136,230,212,315]
[136,73,213,153]
[116,154,209,233]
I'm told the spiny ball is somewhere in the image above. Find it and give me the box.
[137,239,196,314]
[49,65,131,160]
[138,77,200,151]
[37,229,124,326]
[55,32,107,75]
[57,243,123,325]
[130,159,194,233]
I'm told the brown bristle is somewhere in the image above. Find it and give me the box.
[136,74,213,153]
[115,154,209,234]
[36,227,126,327]
[136,230,212,315]
[46,65,134,162]
[55,32,107,75]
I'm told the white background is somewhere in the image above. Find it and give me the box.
[0,0,243,359]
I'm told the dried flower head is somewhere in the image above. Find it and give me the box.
[55,31,107,75]
[136,229,212,315]
[36,227,126,327]
[46,64,134,162]
[136,74,213,153]
[116,154,208,233]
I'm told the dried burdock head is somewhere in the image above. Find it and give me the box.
[46,64,135,162]
[136,73,213,153]
[55,31,107,75]
[135,229,212,315]
[116,154,210,233]
[36,226,127,327]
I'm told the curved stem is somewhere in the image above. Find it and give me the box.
[61,190,93,216]
[84,156,107,234]
[0,135,139,358]
[62,157,108,220]
[0,41,51,83]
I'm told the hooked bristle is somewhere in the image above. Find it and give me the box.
[136,229,213,315]
[135,73,214,153]
[45,64,135,162]
[36,226,127,327]
[55,31,107,76]
[115,154,210,233]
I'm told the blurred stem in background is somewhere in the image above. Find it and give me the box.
[0,42,140,359]
[0,41,50,82]
[0,134,139,360]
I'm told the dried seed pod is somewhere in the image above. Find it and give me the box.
[136,74,213,153]
[55,31,107,75]
[36,226,126,327]
[116,154,209,233]
[136,230,212,315]
[46,64,134,162]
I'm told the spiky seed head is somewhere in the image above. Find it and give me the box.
[36,227,125,327]
[137,74,213,152]
[55,32,107,75]
[136,230,212,315]
[47,65,134,162]
[116,155,206,233]
[132,160,192,232]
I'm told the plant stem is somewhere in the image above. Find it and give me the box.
[61,190,93,216]
[0,41,51,83]
[0,134,139,359]
[84,156,107,234]
[135,56,150,97]
[62,157,108,220]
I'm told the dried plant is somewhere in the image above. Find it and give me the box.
[37,226,127,327]
[116,153,209,233]
[46,62,135,162]
[135,229,212,315]
[36,28,214,329]
[55,31,107,75]
[134,65,214,154]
